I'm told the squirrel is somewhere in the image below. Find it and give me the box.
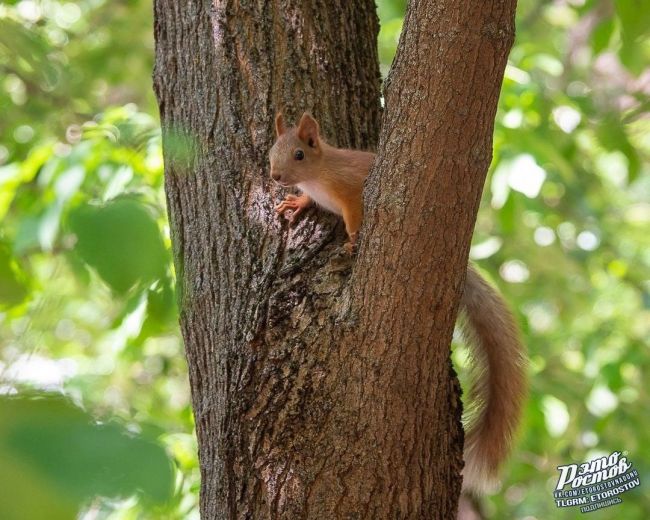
[268,112,527,494]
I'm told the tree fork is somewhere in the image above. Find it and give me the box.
[153,0,516,518]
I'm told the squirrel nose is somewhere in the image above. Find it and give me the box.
[271,171,281,181]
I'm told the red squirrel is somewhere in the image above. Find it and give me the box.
[270,112,372,252]
[269,112,527,494]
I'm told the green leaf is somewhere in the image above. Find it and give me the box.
[0,143,53,220]
[498,192,517,235]
[67,196,169,294]
[590,17,615,54]
[0,240,29,309]
[0,393,175,520]
[0,19,61,88]
[595,116,641,182]
[616,0,650,43]
[616,0,650,74]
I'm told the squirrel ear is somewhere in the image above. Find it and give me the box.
[275,113,286,137]
[297,112,320,148]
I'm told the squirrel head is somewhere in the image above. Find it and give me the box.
[269,112,323,187]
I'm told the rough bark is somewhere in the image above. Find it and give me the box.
[153,0,516,519]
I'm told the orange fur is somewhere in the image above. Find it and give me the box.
[268,113,528,493]
[269,113,372,250]
[460,265,527,493]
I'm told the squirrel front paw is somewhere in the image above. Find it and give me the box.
[275,194,312,224]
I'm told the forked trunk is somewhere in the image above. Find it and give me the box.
[153,0,516,518]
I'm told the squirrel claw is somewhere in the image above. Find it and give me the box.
[275,194,311,224]
[343,232,358,254]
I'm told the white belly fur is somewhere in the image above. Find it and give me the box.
[297,181,342,215]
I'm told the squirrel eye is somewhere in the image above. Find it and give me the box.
[294,149,305,161]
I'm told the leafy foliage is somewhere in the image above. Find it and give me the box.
[0,393,174,520]
[0,0,648,518]
[0,3,192,518]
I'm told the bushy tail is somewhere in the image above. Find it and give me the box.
[459,264,527,494]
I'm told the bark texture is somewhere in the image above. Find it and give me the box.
[153,0,516,518]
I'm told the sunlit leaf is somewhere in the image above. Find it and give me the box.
[616,0,650,74]
[0,240,29,308]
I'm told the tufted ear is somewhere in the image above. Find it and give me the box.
[297,112,320,148]
[275,112,286,137]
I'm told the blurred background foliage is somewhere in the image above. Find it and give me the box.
[0,0,648,518]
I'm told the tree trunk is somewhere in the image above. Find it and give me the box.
[153,0,516,518]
